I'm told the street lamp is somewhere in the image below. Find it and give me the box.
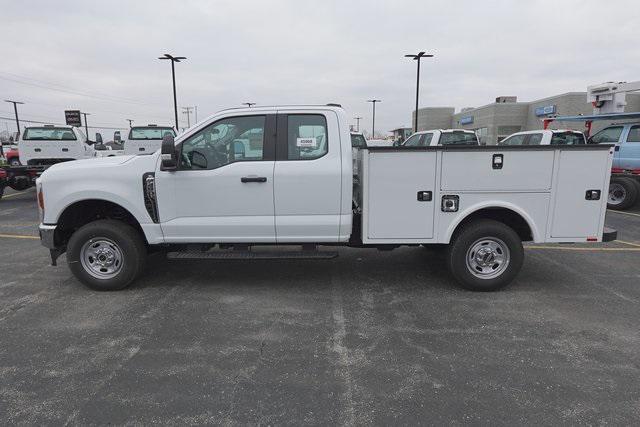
[4,100,24,137]
[82,112,90,138]
[405,51,434,132]
[354,116,362,132]
[158,53,187,130]
[367,100,381,138]
[243,102,256,108]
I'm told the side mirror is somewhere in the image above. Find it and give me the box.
[161,134,177,171]
[95,133,103,144]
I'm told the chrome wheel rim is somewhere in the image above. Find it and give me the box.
[608,183,626,206]
[466,238,510,279]
[80,238,124,279]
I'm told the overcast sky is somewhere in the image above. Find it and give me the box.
[1,0,639,138]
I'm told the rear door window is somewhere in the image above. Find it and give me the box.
[439,132,477,145]
[286,115,328,160]
[626,125,640,142]
[551,132,585,145]
[525,133,543,145]
[22,128,76,140]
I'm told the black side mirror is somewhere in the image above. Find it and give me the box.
[95,133,103,144]
[161,134,177,171]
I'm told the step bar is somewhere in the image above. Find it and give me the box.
[167,246,338,260]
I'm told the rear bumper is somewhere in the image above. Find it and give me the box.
[39,224,57,249]
[603,227,617,242]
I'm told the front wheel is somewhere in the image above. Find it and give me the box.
[67,219,147,291]
[446,219,524,291]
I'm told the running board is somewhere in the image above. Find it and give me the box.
[166,249,338,260]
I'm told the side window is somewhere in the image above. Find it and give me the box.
[403,134,422,146]
[500,134,526,146]
[287,115,328,160]
[422,133,433,145]
[588,126,623,144]
[626,126,640,142]
[180,115,265,170]
[526,133,543,145]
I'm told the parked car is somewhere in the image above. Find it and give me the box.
[587,122,640,209]
[18,125,95,166]
[401,129,478,146]
[499,130,585,146]
[37,104,615,293]
[124,125,177,156]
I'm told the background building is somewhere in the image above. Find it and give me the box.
[413,92,640,144]
[390,127,413,142]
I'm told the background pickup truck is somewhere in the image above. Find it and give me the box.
[36,105,615,292]
[124,125,176,156]
[18,125,95,166]
[401,129,479,146]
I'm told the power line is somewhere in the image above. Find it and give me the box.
[0,116,127,130]
[0,73,158,107]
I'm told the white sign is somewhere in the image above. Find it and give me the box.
[296,137,317,148]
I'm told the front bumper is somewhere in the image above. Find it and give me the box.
[39,224,57,249]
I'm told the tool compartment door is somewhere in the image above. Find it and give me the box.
[550,150,610,239]
[366,151,436,239]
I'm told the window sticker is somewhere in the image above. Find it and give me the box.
[296,137,317,148]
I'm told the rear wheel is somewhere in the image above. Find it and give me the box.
[608,176,638,210]
[9,158,20,166]
[67,219,146,291]
[446,219,524,291]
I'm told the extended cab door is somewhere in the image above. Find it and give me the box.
[619,125,640,172]
[155,114,277,243]
[273,111,343,242]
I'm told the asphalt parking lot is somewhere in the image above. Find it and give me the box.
[1,187,639,424]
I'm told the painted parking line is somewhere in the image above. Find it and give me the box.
[607,209,640,218]
[617,240,640,248]
[526,245,640,252]
[1,188,36,199]
[0,233,39,240]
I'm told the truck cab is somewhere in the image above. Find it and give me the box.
[18,125,94,166]
[124,125,176,156]
[588,123,640,174]
[402,129,478,146]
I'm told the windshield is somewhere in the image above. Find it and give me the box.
[551,132,585,145]
[351,134,367,148]
[22,127,76,141]
[439,132,478,145]
[128,127,176,140]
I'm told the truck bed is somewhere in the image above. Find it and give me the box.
[358,144,614,244]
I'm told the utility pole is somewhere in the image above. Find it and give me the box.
[405,51,434,132]
[126,119,134,128]
[182,106,194,128]
[243,102,256,108]
[4,100,24,138]
[158,53,187,130]
[194,105,198,123]
[367,100,381,138]
[82,112,90,137]
[354,116,362,132]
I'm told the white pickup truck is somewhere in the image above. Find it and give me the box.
[18,125,95,166]
[37,105,616,292]
[124,125,176,156]
[401,129,479,147]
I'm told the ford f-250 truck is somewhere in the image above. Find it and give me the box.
[36,105,616,292]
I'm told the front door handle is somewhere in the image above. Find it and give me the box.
[241,176,267,183]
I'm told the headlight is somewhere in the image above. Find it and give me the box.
[37,182,45,222]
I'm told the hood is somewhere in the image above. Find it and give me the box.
[40,153,158,182]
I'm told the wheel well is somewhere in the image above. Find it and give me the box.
[55,199,145,247]
[453,208,533,242]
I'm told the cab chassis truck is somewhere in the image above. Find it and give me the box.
[36,105,616,292]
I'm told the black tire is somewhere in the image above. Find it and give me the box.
[608,176,638,210]
[67,219,146,291]
[9,158,20,166]
[446,219,524,292]
[0,185,4,200]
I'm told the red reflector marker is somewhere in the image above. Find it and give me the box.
[587,237,597,242]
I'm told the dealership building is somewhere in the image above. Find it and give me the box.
[412,92,640,145]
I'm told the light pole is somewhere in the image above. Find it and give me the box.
[4,100,24,138]
[243,102,256,108]
[82,112,90,138]
[158,53,187,130]
[182,106,194,128]
[194,105,198,123]
[367,100,381,138]
[405,51,434,132]
[354,116,362,132]
[126,119,134,128]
